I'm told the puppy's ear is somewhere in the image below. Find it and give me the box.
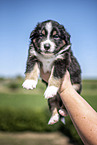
[60,25,71,45]
[30,30,35,39]
[30,23,41,39]
[65,52,71,68]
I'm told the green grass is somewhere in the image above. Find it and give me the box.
[82,79,97,111]
[0,78,97,111]
[0,93,47,110]
[0,79,60,132]
[0,79,47,110]
[0,78,97,145]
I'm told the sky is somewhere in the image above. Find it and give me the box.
[0,0,97,79]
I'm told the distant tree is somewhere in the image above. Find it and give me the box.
[15,75,24,80]
[0,77,5,81]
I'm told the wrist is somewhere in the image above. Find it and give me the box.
[59,80,72,94]
[59,83,73,98]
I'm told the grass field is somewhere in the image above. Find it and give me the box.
[0,78,47,110]
[82,79,97,111]
[0,77,97,144]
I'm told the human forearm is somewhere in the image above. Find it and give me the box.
[60,85,97,145]
[40,69,97,144]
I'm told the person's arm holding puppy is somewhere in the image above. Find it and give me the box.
[41,69,97,145]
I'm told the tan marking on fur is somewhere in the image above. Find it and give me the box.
[72,84,80,91]
[57,40,66,51]
[49,76,61,87]
[48,66,62,87]
[25,63,40,81]
[42,29,45,35]
[53,30,57,36]
[33,39,36,43]
[62,40,66,45]
[52,107,58,116]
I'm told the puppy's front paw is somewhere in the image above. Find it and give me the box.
[22,79,37,90]
[44,86,59,99]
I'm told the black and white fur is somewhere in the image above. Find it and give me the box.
[22,20,82,125]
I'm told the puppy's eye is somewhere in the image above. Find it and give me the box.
[39,33,45,37]
[53,34,59,39]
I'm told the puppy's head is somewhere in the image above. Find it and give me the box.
[30,20,71,57]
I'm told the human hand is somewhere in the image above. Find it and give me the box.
[40,68,71,94]
[59,70,71,94]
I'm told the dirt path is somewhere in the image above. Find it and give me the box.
[0,132,74,145]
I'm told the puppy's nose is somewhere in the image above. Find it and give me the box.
[44,43,51,50]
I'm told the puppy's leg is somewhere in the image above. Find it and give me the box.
[48,97,59,125]
[48,108,59,125]
[55,93,68,117]
[22,61,40,90]
[44,66,62,99]
[48,93,67,125]
[59,106,68,117]
[44,59,67,99]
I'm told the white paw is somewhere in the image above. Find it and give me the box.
[48,113,59,125]
[44,86,59,99]
[22,79,37,90]
[59,109,68,117]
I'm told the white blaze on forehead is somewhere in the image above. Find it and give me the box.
[45,22,52,37]
[40,22,56,52]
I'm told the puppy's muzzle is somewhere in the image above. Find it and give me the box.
[44,43,51,51]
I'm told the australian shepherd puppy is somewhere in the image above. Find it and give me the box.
[22,20,82,125]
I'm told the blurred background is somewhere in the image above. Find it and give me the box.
[0,0,97,145]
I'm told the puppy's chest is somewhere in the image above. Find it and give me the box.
[37,56,55,73]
